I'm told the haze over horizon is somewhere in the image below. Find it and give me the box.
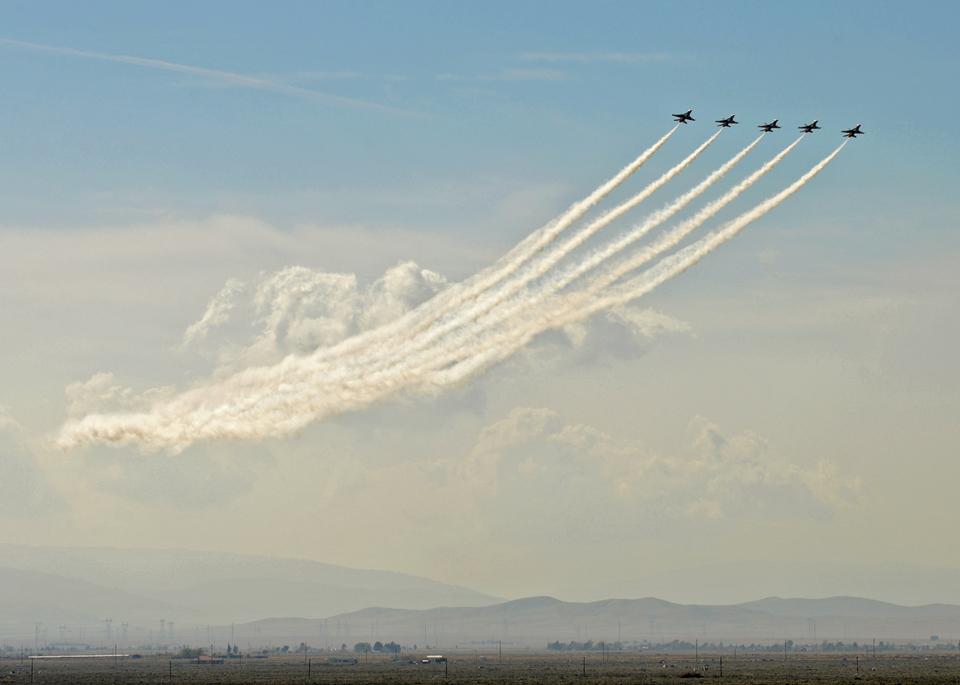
[2,0,958,613]
[6,542,960,648]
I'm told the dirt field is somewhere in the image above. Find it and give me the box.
[5,651,960,684]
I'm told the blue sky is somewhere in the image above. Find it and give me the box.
[2,2,960,600]
[1,1,957,244]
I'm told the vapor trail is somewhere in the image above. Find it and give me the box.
[574,134,804,296]
[268,125,680,373]
[429,142,847,387]
[333,134,790,389]
[56,142,843,451]
[545,134,769,296]
[339,129,722,377]
[55,129,679,451]
[0,37,410,115]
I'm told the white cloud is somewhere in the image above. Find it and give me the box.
[680,416,861,519]
[358,262,448,330]
[517,305,691,368]
[180,261,683,380]
[252,267,359,353]
[272,405,861,588]
[567,305,690,353]
[180,278,246,349]
[182,261,449,369]
[311,405,858,548]
[462,407,860,521]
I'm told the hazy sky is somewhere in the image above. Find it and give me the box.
[1,1,959,603]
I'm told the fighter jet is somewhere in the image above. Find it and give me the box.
[842,124,865,138]
[798,120,821,134]
[673,110,695,124]
[716,115,738,128]
[758,119,781,133]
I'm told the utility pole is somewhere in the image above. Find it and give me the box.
[582,655,586,677]
[719,655,723,679]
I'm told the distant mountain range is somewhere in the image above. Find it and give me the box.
[0,543,498,643]
[3,544,960,649]
[237,595,960,648]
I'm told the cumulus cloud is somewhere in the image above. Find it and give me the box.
[182,261,449,368]
[358,262,448,330]
[167,261,691,432]
[62,259,688,450]
[559,305,691,361]
[289,405,860,578]
[180,278,246,349]
[251,267,359,355]
[188,261,682,373]
[461,407,859,522]
[680,416,861,518]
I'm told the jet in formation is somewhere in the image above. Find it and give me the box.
[842,124,865,138]
[671,112,863,139]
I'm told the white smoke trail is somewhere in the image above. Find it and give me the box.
[54,122,678,452]
[338,129,723,378]
[428,142,847,387]
[284,125,679,370]
[540,134,772,297]
[314,134,793,397]
[56,142,843,451]
[572,135,804,296]
[235,125,689,391]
